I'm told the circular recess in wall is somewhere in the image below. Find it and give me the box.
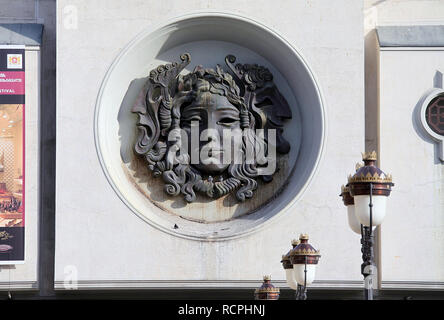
[418,88,444,161]
[94,12,326,241]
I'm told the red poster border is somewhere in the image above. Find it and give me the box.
[0,45,26,264]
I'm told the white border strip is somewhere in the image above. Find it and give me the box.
[0,261,25,266]
[0,45,25,49]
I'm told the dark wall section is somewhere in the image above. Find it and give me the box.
[37,0,56,298]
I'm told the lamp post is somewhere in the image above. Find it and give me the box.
[281,234,320,300]
[342,151,394,300]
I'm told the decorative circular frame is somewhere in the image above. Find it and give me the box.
[419,88,444,161]
[94,11,327,241]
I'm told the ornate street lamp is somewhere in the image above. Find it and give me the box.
[345,151,394,300]
[287,234,321,300]
[254,275,280,300]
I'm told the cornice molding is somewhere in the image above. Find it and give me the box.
[0,280,37,291]
[54,280,364,291]
[381,281,444,290]
[377,25,444,47]
[53,279,444,291]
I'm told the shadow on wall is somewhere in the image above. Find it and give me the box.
[118,77,147,165]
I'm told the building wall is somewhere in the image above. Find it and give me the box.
[379,48,444,287]
[0,0,441,296]
[55,0,365,290]
[365,0,444,289]
[365,0,444,27]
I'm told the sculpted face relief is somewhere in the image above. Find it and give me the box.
[182,92,242,174]
[132,53,292,203]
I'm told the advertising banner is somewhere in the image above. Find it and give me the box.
[0,46,25,264]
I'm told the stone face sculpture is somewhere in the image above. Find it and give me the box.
[132,53,292,203]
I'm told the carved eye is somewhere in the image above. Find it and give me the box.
[218,117,239,126]
[181,115,202,128]
[189,116,202,122]
[182,115,202,122]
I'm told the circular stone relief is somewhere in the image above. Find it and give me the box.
[94,12,326,240]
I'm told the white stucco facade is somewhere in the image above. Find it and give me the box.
[379,48,444,287]
[364,0,444,289]
[55,0,365,289]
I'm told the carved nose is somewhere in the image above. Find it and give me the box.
[202,129,222,149]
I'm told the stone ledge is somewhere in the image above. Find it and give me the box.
[0,23,43,46]
[377,25,444,47]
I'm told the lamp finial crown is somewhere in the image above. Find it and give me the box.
[299,234,309,241]
[362,151,377,161]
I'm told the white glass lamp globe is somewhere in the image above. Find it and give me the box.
[285,269,298,290]
[293,264,317,286]
[289,234,320,286]
[281,240,300,290]
[347,205,362,234]
[354,195,387,227]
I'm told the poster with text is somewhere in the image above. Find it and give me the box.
[0,46,25,264]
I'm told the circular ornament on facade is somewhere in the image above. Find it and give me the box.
[425,95,444,136]
[418,88,444,162]
[94,12,326,240]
